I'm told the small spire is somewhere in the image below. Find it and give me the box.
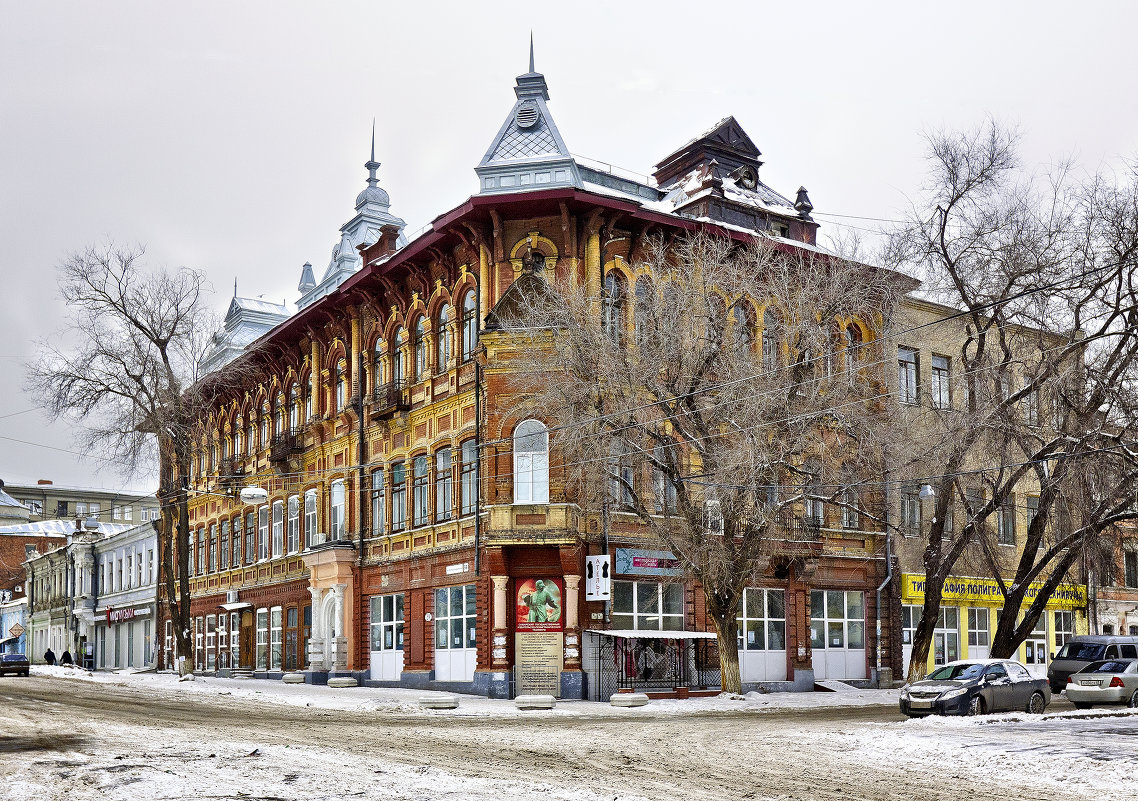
[514,34,549,101]
[233,277,238,298]
[529,31,535,74]
[364,120,380,188]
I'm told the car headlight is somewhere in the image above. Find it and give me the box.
[900,686,910,700]
[939,687,968,700]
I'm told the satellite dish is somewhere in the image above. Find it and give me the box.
[239,486,269,504]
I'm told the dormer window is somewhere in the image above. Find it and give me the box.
[737,166,758,190]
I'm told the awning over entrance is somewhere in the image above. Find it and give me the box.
[219,602,253,611]
[0,635,18,646]
[585,629,717,640]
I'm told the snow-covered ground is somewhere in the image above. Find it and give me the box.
[27,663,902,717]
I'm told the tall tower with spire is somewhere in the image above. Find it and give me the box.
[475,38,581,194]
[297,123,406,310]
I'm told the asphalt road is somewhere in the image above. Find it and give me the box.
[0,675,1130,801]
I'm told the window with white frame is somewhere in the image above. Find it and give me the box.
[841,488,860,529]
[612,581,684,631]
[124,506,132,522]
[460,441,477,516]
[898,347,919,405]
[205,615,216,670]
[461,290,477,363]
[330,480,346,540]
[513,419,549,504]
[1026,495,1040,537]
[258,505,269,560]
[1054,610,1075,647]
[967,607,990,650]
[997,496,1015,546]
[434,585,476,650]
[209,525,218,572]
[220,520,229,570]
[810,590,865,650]
[271,500,284,557]
[245,512,256,564]
[901,604,922,647]
[76,502,88,516]
[146,549,154,585]
[270,607,282,670]
[412,456,429,527]
[255,608,268,670]
[900,483,921,536]
[230,611,239,667]
[371,468,385,536]
[136,551,142,586]
[304,490,317,546]
[737,588,786,650]
[391,462,406,532]
[931,354,951,409]
[370,594,404,651]
[287,495,299,553]
[126,554,133,589]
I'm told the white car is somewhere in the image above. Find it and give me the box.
[1065,659,1138,709]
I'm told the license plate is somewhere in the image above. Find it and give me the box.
[1077,679,1102,686]
[909,699,932,708]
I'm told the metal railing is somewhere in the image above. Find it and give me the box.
[371,380,410,415]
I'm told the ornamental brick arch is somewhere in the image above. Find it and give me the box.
[508,231,559,274]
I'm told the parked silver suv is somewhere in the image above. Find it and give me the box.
[1048,636,1138,692]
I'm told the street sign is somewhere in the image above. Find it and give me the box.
[8,622,25,638]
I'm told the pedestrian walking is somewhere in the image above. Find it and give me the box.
[44,648,56,665]
[60,650,73,665]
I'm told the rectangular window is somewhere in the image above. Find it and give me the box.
[898,347,919,405]
[900,483,921,536]
[1022,385,1039,426]
[1053,610,1074,647]
[124,506,132,521]
[245,512,256,564]
[460,440,477,517]
[90,502,100,516]
[391,463,407,532]
[435,448,453,522]
[304,489,317,548]
[331,480,346,541]
[611,581,684,631]
[901,604,921,646]
[76,502,88,516]
[230,611,240,667]
[967,607,990,647]
[997,496,1015,546]
[113,505,121,520]
[933,606,960,665]
[258,505,269,561]
[370,593,404,651]
[1026,495,1040,536]
[371,469,385,536]
[197,529,206,575]
[194,617,203,670]
[136,552,142,587]
[810,590,865,650]
[270,607,282,671]
[220,520,230,570]
[146,549,153,585]
[841,489,860,529]
[272,500,284,557]
[205,615,216,670]
[931,354,950,409]
[736,588,786,651]
[255,608,268,670]
[126,554,133,589]
[210,524,219,572]
[287,495,299,553]
[1124,550,1138,588]
[434,584,477,650]
[412,455,429,527]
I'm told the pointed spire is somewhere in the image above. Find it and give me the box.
[514,34,549,100]
[233,277,238,298]
[364,118,380,188]
[529,31,535,74]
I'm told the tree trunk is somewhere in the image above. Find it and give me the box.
[709,607,742,694]
[174,429,193,674]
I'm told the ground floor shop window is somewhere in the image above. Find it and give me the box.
[967,607,990,657]
[371,594,404,651]
[933,607,959,665]
[1024,615,1047,667]
[165,620,172,668]
[194,617,203,669]
[435,585,476,650]
[205,615,216,670]
[737,589,786,650]
[230,612,239,669]
[612,581,684,631]
[1054,610,1074,647]
[901,605,921,648]
[811,590,865,650]
[270,607,282,671]
[256,609,268,670]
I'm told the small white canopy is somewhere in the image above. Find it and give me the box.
[585,629,716,640]
[219,602,252,611]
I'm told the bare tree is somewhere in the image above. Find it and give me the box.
[888,122,1138,677]
[503,231,902,692]
[27,244,230,672]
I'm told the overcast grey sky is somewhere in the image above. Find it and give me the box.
[1,1,1136,493]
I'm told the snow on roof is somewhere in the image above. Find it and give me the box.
[232,296,290,316]
[0,520,137,537]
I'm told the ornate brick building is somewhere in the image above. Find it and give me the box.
[176,55,897,697]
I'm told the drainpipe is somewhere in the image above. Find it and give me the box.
[875,433,894,686]
[473,302,483,576]
[357,349,368,566]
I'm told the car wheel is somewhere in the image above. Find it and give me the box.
[968,695,984,716]
[1027,691,1046,714]
[1128,690,1138,709]
[1073,702,1093,710]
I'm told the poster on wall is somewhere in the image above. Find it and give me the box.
[516,577,564,632]
[585,554,611,601]
[515,631,563,696]
[614,548,683,577]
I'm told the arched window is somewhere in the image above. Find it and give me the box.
[413,317,427,382]
[260,400,269,447]
[246,417,255,455]
[603,272,625,344]
[274,394,284,436]
[461,290,477,362]
[373,340,384,394]
[289,386,299,431]
[436,304,452,371]
[330,480,345,541]
[733,301,756,357]
[335,360,346,412]
[634,276,652,348]
[761,309,779,370]
[392,327,406,385]
[234,422,242,457]
[844,325,862,376]
[513,419,549,504]
[708,296,727,348]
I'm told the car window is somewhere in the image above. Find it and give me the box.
[985,664,1008,679]
[1121,645,1138,659]
[1091,660,1130,673]
[1005,662,1031,680]
[928,663,985,681]
[1056,643,1106,661]
[1106,646,1120,659]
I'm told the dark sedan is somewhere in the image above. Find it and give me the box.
[0,653,30,677]
[900,659,1050,717]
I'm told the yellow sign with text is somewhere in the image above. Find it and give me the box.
[902,573,1086,610]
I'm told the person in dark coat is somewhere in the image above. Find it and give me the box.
[44,648,56,665]
[60,650,73,665]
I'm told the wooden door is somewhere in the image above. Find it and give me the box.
[239,610,255,669]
